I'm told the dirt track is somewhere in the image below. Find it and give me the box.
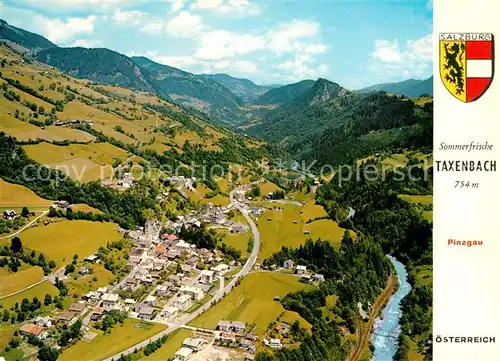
[347,273,398,361]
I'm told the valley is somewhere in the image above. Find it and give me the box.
[0,19,432,361]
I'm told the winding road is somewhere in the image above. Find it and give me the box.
[102,186,261,361]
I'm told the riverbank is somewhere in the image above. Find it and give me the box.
[371,256,412,361]
[347,272,398,361]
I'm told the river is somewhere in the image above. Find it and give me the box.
[371,255,412,361]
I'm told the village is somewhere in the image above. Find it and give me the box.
[3,183,328,361]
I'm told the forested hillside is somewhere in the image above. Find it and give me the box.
[247,79,432,169]
[252,79,315,106]
[257,236,391,361]
[132,57,245,113]
[0,19,56,51]
[200,73,274,103]
[316,160,433,361]
[359,76,433,97]
[35,47,171,100]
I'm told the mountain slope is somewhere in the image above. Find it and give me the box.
[247,78,432,168]
[0,19,56,51]
[252,79,315,106]
[359,76,433,97]
[247,78,348,144]
[132,57,243,112]
[35,47,171,100]
[200,73,275,103]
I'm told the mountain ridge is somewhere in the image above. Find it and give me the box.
[359,76,433,97]
[0,19,57,51]
[252,79,316,106]
[199,73,276,103]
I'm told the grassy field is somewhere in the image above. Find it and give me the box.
[59,320,167,361]
[422,210,433,222]
[257,202,347,260]
[0,265,44,297]
[141,329,192,361]
[214,176,230,194]
[413,265,433,287]
[0,99,93,143]
[67,264,115,298]
[398,194,433,205]
[0,220,121,267]
[381,154,408,167]
[190,272,313,334]
[23,142,132,182]
[216,229,251,256]
[257,204,306,261]
[301,200,327,222]
[288,189,315,203]
[303,219,347,247]
[0,179,53,209]
[0,280,59,309]
[204,194,230,206]
[0,324,15,352]
[281,310,312,332]
[259,181,281,197]
[70,204,103,214]
[43,126,96,142]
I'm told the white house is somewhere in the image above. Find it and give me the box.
[161,306,179,319]
[175,294,192,311]
[155,284,170,296]
[232,321,246,333]
[314,274,325,282]
[269,338,282,348]
[217,320,246,333]
[179,285,205,301]
[101,293,120,311]
[145,295,157,306]
[182,337,205,351]
[174,347,193,361]
[211,263,229,275]
[199,270,215,284]
[3,210,17,220]
[84,254,100,263]
[296,265,307,275]
[34,316,52,328]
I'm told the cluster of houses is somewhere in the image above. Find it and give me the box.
[69,218,240,324]
[53,119,94,127]
[282,260,325,283]
[164,203,250,235]
[173,336,207,361]
[17,302,91,343]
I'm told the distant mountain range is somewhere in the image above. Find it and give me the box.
[252,79,315,106]
[36,47,171,99]
[245,77,432,168]
[199,73,277,103]
[132,57,244,111]
[358,77,433,97]
[0,18,433,159]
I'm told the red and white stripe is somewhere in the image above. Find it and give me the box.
[466,40,493,102]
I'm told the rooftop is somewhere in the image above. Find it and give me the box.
[174,347,193,358]
[20,324,45,335]
[69,303,86,313]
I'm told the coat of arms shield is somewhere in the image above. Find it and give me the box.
[440,33,494,102]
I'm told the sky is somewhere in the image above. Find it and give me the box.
[0,0,433,88]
